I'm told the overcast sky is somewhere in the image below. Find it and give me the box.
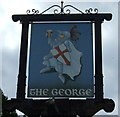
[0,0,119,116]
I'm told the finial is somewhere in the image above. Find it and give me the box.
[61,1,64,7]
[61,1,64,14]
[61,1,64,4]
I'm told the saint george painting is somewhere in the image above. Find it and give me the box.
[27,22,94,98]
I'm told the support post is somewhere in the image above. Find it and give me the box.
[94,20,103,100]
[17,20,29,99]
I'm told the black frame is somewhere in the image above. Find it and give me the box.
[4,4,115,116]
[12,13,111,100]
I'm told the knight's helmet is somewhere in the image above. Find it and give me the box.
[46,29,71,46]
[46,26,81,47]
[56,30,70,41]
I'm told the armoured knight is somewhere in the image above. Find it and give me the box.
[40,26,82,83]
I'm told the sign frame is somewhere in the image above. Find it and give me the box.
[13,13,111,100]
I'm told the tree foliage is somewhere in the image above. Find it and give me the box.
[0,89,18,117]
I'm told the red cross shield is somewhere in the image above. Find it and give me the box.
[51,43,71,65]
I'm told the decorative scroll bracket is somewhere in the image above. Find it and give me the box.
[26,1,98,15]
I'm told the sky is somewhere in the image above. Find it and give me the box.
[0,0,119,116]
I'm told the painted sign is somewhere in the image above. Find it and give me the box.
[27,23,94,97]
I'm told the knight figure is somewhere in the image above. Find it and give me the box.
[40,26,82,83]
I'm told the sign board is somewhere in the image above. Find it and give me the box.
[27,22,94,97]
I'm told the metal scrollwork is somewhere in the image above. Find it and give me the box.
[64,5,84,14]
[40,1,84,14]
[26,9,39,14]
[26,10,30,14]
[65,9,71,14]
[85,8,98,14]
[94,8,98,13]
[26,1,98,15]
[54,9,60,14]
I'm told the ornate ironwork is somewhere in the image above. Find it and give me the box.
[85,8,98,14]
[26,1,98,15]
[26,9,39,14]
[41,1,84,14]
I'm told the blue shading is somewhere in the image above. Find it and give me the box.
[28,23,94,97]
